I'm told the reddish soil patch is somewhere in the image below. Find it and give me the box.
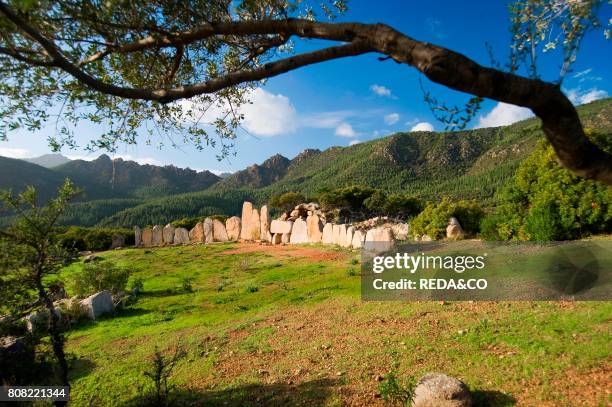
[222,242,349,262]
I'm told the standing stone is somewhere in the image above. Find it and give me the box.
[332,224,341,245]
[260,205,272,242]
[134,226,142,247]
[111,234,125,249]
[240,202,254,240]
[307,214,323,243]
[250,208,261,241]
[336,224,347,246]
[412,373,472,407]
[142,227,153,247]
[446,217,465,240]
[342,226,354,248]
[322,223,334,244]
[270,220,293,234]
[226,216,241,241]
[391,223,410,240]
[163,224,175,245]
[289,218,309,244]
[281,233,291,244]
[189,222,205,243]
[364,227,395,252]
[174,228,190,245]
[151,225,163,246]
[213,219,229,242]
[79,290,114,320]
[202,218,214,243]
[351,230,366,249]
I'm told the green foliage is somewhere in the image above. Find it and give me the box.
[72,261,133,297]
[410,197,484,239]
[364,191,422,219]
[180,276,194,293]
[142,345,187,406]
[378,371,416,406]
[269,191,306,212]
[482,139,612,241]
[56,226,134,251]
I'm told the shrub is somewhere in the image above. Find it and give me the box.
[56,226,134,251]
[72,261,133,296]
[269,191,306,213]
[142,345,186,406]
[378,371,416,406]
[180,276,194,293]
[410,198,484,239]
[524,203,561,241]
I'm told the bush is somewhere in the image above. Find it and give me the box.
[524,203,561,241]
[56,226,134,251]
[378,371,416,406]
[269,191,306,213]
[72,261,133,296]
[411,197,484,239]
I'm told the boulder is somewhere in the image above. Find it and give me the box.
[250,208,261,241]
[364,227,395,252]
[271,220,293,234]
[240,202,254,240]
[163,224,175,244]
[226,216,241,241]
[307,214,323,243]
[281,233,291,244]
[290,218,309,244]
[83,254,99,263]
[151,225,163,246]
[142,227,153,247]
[421,234,433,242]
[412,373,472,407]
[79,290,114,320]
[446,217,465,240]
[271,233,282,245]
[174,228,190,245]
[342,226,354,248]
[213,219,229,242]
[134,226,142,247]
[189,222,205,243]
[260,205,272,242]
[110,233,125,249]
[321,223,334,244]
[351,229,366,249]
[391,223,410,240]
[203,218,214,243]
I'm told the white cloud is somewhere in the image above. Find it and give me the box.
[572,68,592,79]
[349,139,362,146]
[565,87,608,105]
[300,110,356,129]
[410,122,434,132]
[335,122,357,137]
[384,113,400,125]
[178,88,297,137]
[475,102,533,128]
[0,147,30,159]
[370,84,393,97]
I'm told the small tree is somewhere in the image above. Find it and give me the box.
[0,180,80,394]
[269,191,306,213]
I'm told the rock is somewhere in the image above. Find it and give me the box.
[290,218,309,244]
[83,254,99,263]
[226,216,241,241]
[421,234,433,242]
[446,217,465,240]
[342,226,354,248]
[79,290,114,320]
[280,213,289,221]
[351,229,366,248]
[189,222,205,243]
[203,218,214,243]
[110,233,125,249]
[240,202,254,240]
[364,227,395,252]
[412,373,472,407]
[281,233,291,244]
[213,219,229,242]
[322,223,334,244]
[151,225,163,246]
[250,208,261,240]
[163,224,175,245]
[307,214,323,243]
[134,226,142,247]
[391,223,410,240]
[142,227,153,247]
[260,205,272,242]
[174,228,190,245]
[271,220,293,234]
[272,233,282,245]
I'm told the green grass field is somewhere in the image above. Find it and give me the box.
[60,243,611,406]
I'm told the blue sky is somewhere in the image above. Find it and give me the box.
[1,0,610,174]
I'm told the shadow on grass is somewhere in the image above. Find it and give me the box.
[121,378,339,407]
[68,357,96,381]
[472,389,516,406]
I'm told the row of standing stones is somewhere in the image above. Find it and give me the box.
[133,201,466,250]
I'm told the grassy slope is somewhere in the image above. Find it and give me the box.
[63,244,611,406]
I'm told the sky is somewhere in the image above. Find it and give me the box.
[1,0,610,174]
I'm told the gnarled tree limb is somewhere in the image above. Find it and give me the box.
[0,2,610,184]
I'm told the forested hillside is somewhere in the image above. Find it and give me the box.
[1,98,610,228]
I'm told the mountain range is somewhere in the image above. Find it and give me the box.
[0,98,610,227]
